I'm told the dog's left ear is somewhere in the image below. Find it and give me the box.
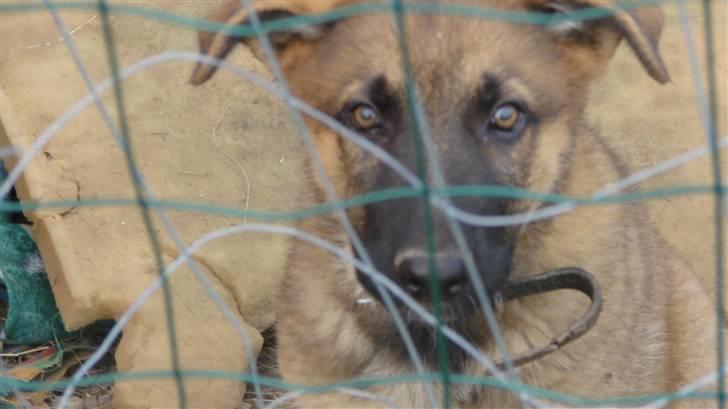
[528,0,670,83]
[190,0,350,85]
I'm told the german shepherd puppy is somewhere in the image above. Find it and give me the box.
[192,1,719,407]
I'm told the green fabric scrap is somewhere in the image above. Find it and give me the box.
[0,224,72,344]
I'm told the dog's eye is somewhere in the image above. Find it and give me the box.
[350,104,382,130]
[491,104,520,130]
[488,103,527,140]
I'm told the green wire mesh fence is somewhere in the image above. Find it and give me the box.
[0,0,724,408]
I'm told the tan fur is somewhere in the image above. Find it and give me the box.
[192,1,722,407]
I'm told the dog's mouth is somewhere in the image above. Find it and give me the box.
[388,290,506,325]
[353,266,507,325]
[355,266,603,373]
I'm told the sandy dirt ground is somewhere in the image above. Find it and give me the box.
[0,1,726,407]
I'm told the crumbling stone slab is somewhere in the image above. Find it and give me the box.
[1,3,306,407]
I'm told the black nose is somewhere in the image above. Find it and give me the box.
[396,251,467,299]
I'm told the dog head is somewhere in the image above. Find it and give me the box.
[192,0,667,326]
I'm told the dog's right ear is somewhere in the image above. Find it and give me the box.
[190,0,350,85]
[526,0,670,84]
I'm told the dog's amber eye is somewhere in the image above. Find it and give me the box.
[490,104,521,131]
[487,103,528,142]
[351,104,381,130]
